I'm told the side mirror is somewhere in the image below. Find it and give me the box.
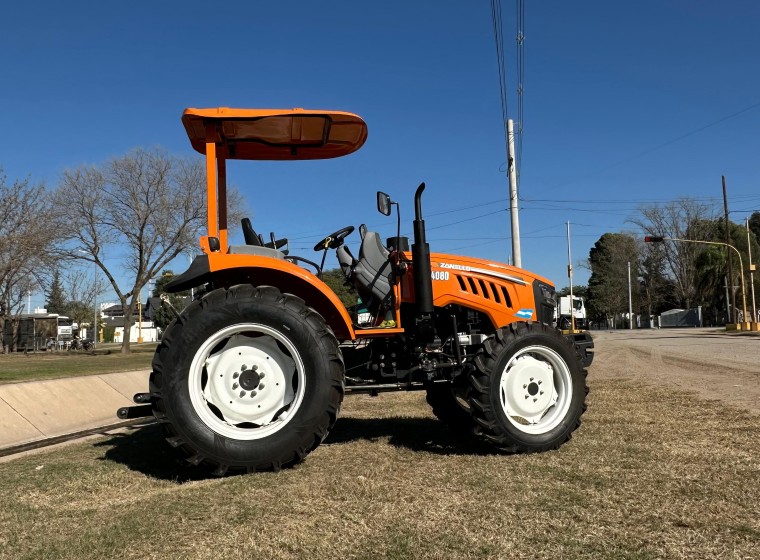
[377,192,392,216]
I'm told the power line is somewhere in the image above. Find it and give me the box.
[522,193,760,207]
[426,208,509,231]
[515,0,525,174]
[490,0,510,140]
[541,99,760,195]
[261,185,760,243]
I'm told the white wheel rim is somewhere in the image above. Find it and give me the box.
[498,345,572,434]
[188,323,306,440]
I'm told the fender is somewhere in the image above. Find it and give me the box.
[166,253,356,340]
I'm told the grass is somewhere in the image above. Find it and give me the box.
[0,377,758,559]
[0,344,156,384]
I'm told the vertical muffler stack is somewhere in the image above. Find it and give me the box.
[412,183,434,342]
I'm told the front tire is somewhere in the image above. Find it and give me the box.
[469,322,588,452]
[150,285,344,474]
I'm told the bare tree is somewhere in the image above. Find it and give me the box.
[0,171,59,353]
[57,269,108,333]
[630,198,714,308]
[53,148,209,353]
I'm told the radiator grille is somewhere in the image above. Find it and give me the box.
[455,274,513,308]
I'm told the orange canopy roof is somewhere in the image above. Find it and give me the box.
[182,107,367,160]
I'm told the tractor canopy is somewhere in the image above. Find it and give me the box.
[182,107,367,160]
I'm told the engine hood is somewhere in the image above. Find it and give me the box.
[429,252,554,288]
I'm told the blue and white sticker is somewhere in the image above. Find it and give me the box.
[514,308,534,319]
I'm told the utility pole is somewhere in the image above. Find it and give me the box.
[722,176,736,322]
[748,217,757,323]
[137,287,143,343]
[508,119,521,268]
[93,273,98,349]
[724,276,731,323]
[628,261,633,330]
[566,221,575,331]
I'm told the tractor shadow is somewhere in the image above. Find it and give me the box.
[94,424,210,483]
[95,417,495,482]
[324,416,497,457]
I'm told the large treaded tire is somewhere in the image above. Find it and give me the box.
[425,383,476,433]
[469,322,588,452]
[149,285,344,475]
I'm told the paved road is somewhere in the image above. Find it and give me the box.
[589,328,760,413]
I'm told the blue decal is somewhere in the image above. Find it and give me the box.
[514,308,533,319]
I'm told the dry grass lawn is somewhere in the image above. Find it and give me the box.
[0,377,758,559]
[0,344,155,384]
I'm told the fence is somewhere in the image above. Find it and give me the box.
[659,307,702,328]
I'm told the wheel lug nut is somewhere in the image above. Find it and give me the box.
[259,372,265,378]
[533,398,538,402]
[241,364,248,371]
[233,372,239,379]
[525,395,529,399]
[251,390,257,397]
[540,391,544,395]
[538,380,542,385]
[259,384,265,390]
[529,377,534,381]
[252,365,258,371]
[240,390,246,398]
[523,384,527,389]
[232,382,239,389]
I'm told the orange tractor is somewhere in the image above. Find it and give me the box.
[120,107,593,475]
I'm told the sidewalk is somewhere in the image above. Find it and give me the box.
[0,369,150,451]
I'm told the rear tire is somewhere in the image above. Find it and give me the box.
[469,322,588,452]
[425,383,475,432]
[150,285,344,474]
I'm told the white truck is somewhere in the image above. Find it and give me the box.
[555,295,587,330]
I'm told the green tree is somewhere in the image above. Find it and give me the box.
[587,233,640,327]
[45,269,67,314]
[151,270,191,331]
[749,212,760,244]
[557,285,588,299]
[639,240,677,316]
[321,269,357,309]
[687,217,759,322]
[694,245,729,323]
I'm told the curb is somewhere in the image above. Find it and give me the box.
[0,369,150,452]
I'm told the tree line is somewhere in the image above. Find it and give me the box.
[584,198,760,327]
[3,152,757,351]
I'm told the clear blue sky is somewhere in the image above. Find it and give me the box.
[3,1,760,309]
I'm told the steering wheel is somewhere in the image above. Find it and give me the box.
[313,226,355,251]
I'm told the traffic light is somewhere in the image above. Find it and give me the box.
[644,236,664,243]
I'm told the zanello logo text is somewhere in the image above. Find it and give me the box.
[439,263,471,271]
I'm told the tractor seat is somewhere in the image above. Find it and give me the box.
[228,245,285,259]
[230,217,285,258]
[337,230,392,302]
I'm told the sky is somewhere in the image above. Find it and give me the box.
[2,1,760,309]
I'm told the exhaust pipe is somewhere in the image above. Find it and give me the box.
[412,183,434,337]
